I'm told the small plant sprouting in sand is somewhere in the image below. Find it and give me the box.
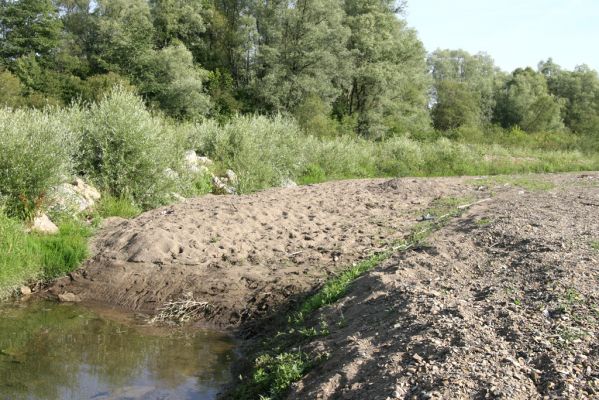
[476,217,493,226]
[590,240,599,251]
[150,293,212,324]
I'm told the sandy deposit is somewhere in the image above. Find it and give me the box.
[50,177,477,329]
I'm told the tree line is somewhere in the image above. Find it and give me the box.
[1,0,598,139]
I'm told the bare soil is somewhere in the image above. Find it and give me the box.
[286,173,599,399]
[49,177,475,328]
[49,173,599,399]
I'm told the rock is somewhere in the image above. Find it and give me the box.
[20,286,32,296]
[58,292,81,303]
[281,178,297,188]
[164,168,179,180]
[73,178,100,201]
[184,150,198,164]
[31,214,59,235]
[197,156,213,166]
[48,178,101,215]
[225,169,238,185]
[51,183,93,214]
[211,176,236,195]
[188,164,210,175]
[171,193,186,202]
[184,150,214,174]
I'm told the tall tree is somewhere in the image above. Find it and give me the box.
[494,67,564,132]
[253,0,350,111]
[340,0,429,138]
[149,0,205,50]
[88,0,155,75]
[540,59,599,135]
[431,80,480,130]
[137,44,211,119]
[429,49,498,129]
[0,0,62,63]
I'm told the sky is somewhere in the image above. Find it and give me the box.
[406,0,599,73]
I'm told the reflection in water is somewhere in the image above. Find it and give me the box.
[0,301,235,399]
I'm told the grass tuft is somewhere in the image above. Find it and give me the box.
[94,195,142,219]
[0,214,91,298]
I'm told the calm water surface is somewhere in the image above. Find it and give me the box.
[0,301,235,400]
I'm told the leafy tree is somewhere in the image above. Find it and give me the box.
[88,0,155,74]
[137,44,211,119]
[339,0,429,138]
[253,0,350,111]
[196,0,258,90]
[431,80,480,130]
[149,0,205,50]
[0,68,25,107]
[0,0,62,62]
[205,68,241,116]
[540,60,599,135]
[494,67,564,132]
[429,49,499,129]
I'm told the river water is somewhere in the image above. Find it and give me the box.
[0,301,235,400]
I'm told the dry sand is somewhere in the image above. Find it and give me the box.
[50,177,476,329]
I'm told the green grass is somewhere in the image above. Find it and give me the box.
[94,195,142,219]
[476,217,493,226]
[292,251,391,324]
[33,219,92,279]
[251,352,311,400]
[0,213,40,298]
[470,175,556,191]
[0,214,91,298]
[591,241,599,251]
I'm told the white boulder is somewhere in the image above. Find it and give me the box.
[49,178,101,215]
[31,213,59,235]
[211,176,236,195]
[225,169,238,185]
[281,178,297,188]
[184,150,214,174]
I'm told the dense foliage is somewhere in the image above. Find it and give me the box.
[3,0,596,137]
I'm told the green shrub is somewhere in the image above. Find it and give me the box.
[377,136,424,176]
[0,107,75,220]
[191,115,308,193]
[304,136,377,180]
[297,164,326,185]
[77,87,182,209]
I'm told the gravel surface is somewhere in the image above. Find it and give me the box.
[287,173,599,399]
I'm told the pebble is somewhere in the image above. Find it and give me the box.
[58,292,81,303]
